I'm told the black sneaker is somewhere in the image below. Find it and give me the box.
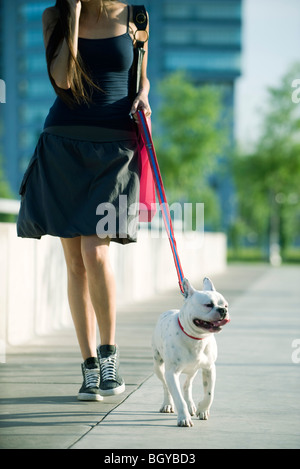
[97,345,125,396]
[77,357,103,401]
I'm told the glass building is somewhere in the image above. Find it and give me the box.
[0,0,242,215]
[0,0,54,194]
[134,0,242,99]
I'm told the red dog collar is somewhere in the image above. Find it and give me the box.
[177,317,203,341]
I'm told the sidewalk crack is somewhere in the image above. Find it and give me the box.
[67,373,153,449]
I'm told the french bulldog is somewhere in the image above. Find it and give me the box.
[152,277,230,427]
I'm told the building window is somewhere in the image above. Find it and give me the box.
[198,26,241,46]
[18,79,53,98]
[164,4,191,19]
[18,103,49,125]
[18,29,43,48]
[18,55,47,74]
[18,2,53,22]
[164,1,241,20]
[164,25,241,46]
[164,29,191,45]
[196,1,241,19]
[18,130,38,151]
[165,50,241,72]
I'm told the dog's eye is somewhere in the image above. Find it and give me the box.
[204,303,214,309]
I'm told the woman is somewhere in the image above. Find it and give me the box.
[17,0,151,401]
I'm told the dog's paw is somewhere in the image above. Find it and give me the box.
[160,404,175,413]
[187,401,197,416]
[196,409,209,420]
[177,416,194,427]
[177,410,194,427]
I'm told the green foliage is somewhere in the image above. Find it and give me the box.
[0,168,13,198]
[153,71,229,229]
[231,63,300,260]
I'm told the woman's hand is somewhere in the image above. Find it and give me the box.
[130,90,152,121]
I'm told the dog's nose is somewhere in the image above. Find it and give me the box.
[216,307,227,319]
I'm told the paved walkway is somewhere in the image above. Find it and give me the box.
[1,265,299,450]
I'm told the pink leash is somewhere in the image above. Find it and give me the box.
[136,110,186,296]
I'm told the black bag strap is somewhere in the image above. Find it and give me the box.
[129,5,148,101]
[131,5,148,48]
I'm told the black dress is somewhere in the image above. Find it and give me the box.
[17,13,140,245]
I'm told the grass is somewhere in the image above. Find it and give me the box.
[227,247,300,264]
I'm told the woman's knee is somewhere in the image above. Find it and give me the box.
[61,237,86,277]
[67,257,87,277]
[81,236,111,272]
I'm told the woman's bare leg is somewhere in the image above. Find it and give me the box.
[60,236,97,360]
[80,235,116,346]
[62,234,123,396]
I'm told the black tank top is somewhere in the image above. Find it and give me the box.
[44,8,134,130]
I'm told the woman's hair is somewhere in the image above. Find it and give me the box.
[46,0,109,107]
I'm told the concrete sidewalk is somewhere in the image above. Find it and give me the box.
[1,265,299,449]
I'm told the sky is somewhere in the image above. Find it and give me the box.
[235,0,300,148]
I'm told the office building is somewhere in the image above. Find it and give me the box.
[1,0,54,194]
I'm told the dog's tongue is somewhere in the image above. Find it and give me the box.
[212,318,230,327]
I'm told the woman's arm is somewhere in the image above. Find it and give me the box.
[130,13,151,118]
[42,0,81,89]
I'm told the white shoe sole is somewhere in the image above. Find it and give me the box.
[99,383,125,397]
[77,393,103,401]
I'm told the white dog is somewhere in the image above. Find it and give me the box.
[152,277,230,427]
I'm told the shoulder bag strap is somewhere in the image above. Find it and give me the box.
[131,5,148,48]
[129,5,149,101]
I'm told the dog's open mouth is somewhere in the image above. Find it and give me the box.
[193,318,230,332]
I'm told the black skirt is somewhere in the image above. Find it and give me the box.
[17,126,140,245]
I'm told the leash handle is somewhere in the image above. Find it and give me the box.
[136,110,186,296]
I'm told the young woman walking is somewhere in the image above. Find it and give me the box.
[17,0,151,401]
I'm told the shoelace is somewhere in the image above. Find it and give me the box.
[99,355,117,382]
[84,367,100,389]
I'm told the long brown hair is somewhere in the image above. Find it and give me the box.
[46,0,109,107]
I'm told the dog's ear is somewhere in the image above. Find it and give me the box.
[183,278,195,298]
[203,277,216,292]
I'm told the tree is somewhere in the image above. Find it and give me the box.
[232,63,300,262]
[153,71,229,230]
